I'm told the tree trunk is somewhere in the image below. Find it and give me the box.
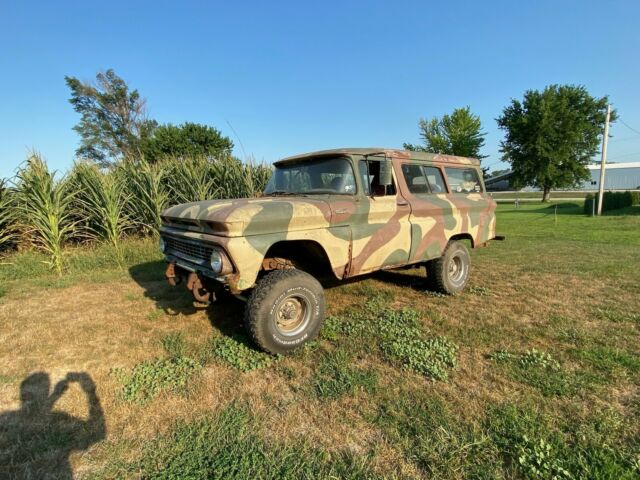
[542,187,551,202]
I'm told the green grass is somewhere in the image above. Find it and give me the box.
[2,200,640,479]
[311,348,377,399]
[102,404,377,479]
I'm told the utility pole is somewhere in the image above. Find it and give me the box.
[597,104,611,216]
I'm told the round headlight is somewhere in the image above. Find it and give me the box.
[210,249,222,273]
[159,237,166,253]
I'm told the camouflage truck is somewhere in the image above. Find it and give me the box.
[160,148,501,354]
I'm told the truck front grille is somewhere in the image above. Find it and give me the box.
[164,236,213,264]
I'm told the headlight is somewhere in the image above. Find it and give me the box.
[159,237,166,253]
[210,249,223,273]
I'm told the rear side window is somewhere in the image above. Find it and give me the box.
[445,167,482,193]
[401,164,448,194]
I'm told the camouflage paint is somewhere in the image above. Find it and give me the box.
[160,148,497,292]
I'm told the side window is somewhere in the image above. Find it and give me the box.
[444,167,482,193]
[402,164,430,194]
[423,166,447,193]
[359,159,396,196]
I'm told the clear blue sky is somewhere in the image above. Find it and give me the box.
[1,0,640,178]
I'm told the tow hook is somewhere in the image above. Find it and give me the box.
[165,262,181,286]
[186,272,216,308]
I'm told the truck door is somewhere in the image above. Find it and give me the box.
[343,158,412,276]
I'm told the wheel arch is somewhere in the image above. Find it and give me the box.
[448,233,475,249]
[261,239,340,279]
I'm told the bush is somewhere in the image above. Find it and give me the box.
[585,191,636,214]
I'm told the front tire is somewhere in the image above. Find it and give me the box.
[425,241,471,294]
[244,269,325,354]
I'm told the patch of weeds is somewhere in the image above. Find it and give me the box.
[311,349,377,399]
[468,285,491,296]
[147,308,164,321]
[210,335,279,372]
[112,356,201,403]
[377,308,458,380]
[489,349,516,362]
[326,297,458,381]
[381,336,458,380]
[125,292,141,301]
[109,404,377,479]
[161,332,187,358]
[487,404,639,480]
[320,315,342,341]
[0,284,6,298]
[374,393,501,478]
[519,349,561,370]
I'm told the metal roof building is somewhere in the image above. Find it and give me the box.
[485,162,640,191]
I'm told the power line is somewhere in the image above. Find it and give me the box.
[619,118,640,136]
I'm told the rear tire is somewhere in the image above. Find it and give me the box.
[425,241,471,294]
[244,269,325,354]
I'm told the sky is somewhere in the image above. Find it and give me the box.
[1,0,640,179]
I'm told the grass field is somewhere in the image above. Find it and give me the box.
[1,202,639,479]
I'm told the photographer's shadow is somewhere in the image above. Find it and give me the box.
[0,372,106,479]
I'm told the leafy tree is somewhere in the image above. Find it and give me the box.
[497,85,614,202]
[66,69,157,167]
[142,122,234,163]
[404,107,487,160]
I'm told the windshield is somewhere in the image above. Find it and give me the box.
[264,156,356,195]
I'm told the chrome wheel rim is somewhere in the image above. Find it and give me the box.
[448,255,466,286]
[275,295,310,336]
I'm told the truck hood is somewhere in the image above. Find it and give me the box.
[161,197,333,237]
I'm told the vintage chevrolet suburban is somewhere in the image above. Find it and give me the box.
[160,148,500,353]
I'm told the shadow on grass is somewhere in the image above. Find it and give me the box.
[128,261,246,342]
[0,372,105,479]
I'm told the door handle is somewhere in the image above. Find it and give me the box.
[397,200,409,207]
[335,208,348,214]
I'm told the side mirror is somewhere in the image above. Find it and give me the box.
[379,159,393,186]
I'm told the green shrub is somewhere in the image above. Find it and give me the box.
[112,356,201,403]
[585,191,635,214]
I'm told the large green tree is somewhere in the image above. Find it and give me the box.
[497,85,614,202]
[141,122,234,163]
[66,70,157,167]
[404,107,487,160]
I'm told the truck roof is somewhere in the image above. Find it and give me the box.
[276,148,480,166]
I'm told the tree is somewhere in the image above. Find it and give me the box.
[141,122,234,163]
[404,107,487,160]
[497,85,614,202]
[66,70,157,167]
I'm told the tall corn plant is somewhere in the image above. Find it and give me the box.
[208,156,272,199]
[118,159,168,235]
[13,154,76,274]
[164,156,218,204]
[0,179,16,251]
[70,162,132,266]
